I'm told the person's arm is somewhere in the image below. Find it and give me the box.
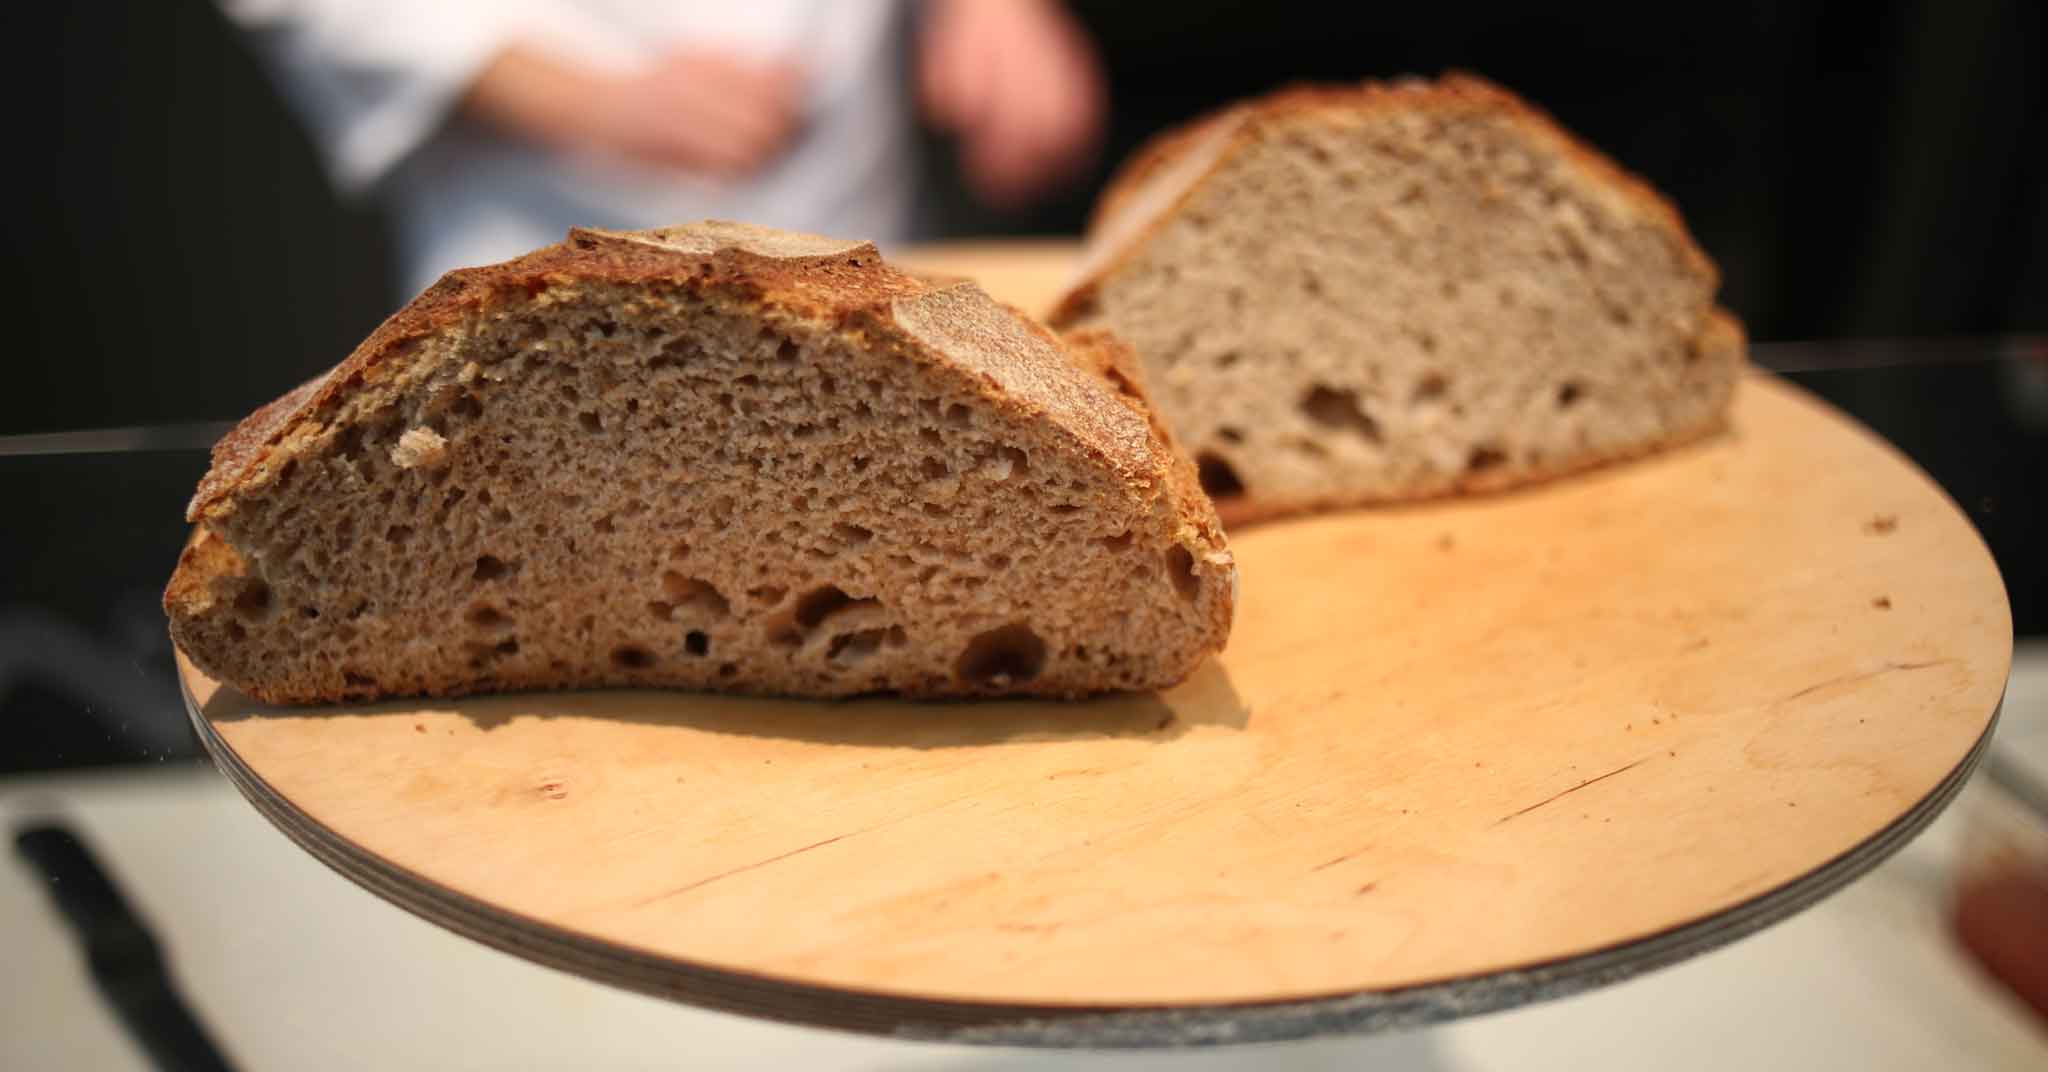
[220,0,808,191]
[918,0,1107,209]
[218,0,519,192]
[463,44,806,178]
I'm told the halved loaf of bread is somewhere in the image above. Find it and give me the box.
[166,221,1233,704]
[1049,73,1743,522]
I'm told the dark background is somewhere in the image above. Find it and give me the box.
[6,0,2043,771]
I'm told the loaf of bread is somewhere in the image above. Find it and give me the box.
[165,221,1234,704]
[1049,73,1743,522]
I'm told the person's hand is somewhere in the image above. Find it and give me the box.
[918,0,1107,209]
[466,45,807,179]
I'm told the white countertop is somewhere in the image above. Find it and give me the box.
[7,644,2047,1071]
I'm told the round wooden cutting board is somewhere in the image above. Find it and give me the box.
[179,244,2012,1046]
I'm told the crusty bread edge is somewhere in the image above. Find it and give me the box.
[1048,71,1722,327]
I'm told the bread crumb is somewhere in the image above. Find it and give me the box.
[1873,595,1892,610]
[390,427,448,469]
[1866,515,1898,534]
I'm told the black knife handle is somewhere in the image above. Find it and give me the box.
[14,822,237,1072]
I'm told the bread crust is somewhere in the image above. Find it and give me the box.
[1050,72,1718,326]
[168,221,1232,703]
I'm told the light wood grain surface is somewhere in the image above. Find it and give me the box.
[181,243,2010,1035]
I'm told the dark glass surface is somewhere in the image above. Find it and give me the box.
[3,341,2041,775]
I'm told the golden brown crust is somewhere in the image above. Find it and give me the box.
[1050,71,1718,328]
[1061,329,1234,644]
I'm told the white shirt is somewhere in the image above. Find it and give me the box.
[221,0,919,299]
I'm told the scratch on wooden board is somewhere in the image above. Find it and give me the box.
[1494,757,1650,826]
[1311,851,1360,873]
[1779,659,1953,704]
[634,832,858,906]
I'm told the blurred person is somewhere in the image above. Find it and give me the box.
[220,0,1104,299]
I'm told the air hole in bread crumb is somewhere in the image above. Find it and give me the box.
[946,403,972,428]
[1557,381,1585,409]
[233,581,272,620]
[1468,445,1508,472]
[718,663,738,677]
[1300,385,1382,444]
[1412,373,1448,404]
[669,540,691,561]
[661,573,730,617]
[886,626,908,648]
[920,457,949,480]
[922,502,948,518]
[1168,546,1201,602]
[648,601,673,621]
[579,411,603,434]
[795,586,875,629]
[956,623,1046,687]
[833,523,872,545]
[342,670,375,688]
[1303,272,1323,298]
[684,631,710,656]
[919,429,943,448]
[1196,453,1245,499]
[748,585,786,606]
[466,604,510,630]
[828,628,888,665]
[470,555,508,582]
[1100,531,1134,552]
[386,524,413,545]
[1218,426,1244,444]
[225,621,246,641]
[594,514,615,535]
[776,339,800,362]
[611,645,654,670]
[451,393,482,421]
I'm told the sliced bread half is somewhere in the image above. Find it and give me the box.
[1049,73,1743,522]
[166,221,1233,704]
